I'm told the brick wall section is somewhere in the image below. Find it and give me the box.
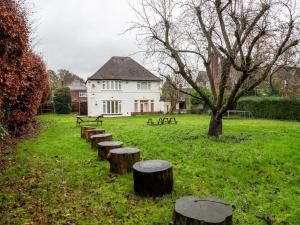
[71,91,87,102]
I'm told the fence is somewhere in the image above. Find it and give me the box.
[131,111,163,116]
[39,101,88,115]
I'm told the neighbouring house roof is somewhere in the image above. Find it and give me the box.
[88,56,161,81]
[68,79,87,91]
[275,66,300,78]
[196,71,209,84]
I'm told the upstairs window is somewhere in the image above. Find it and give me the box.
[79,91,87,97]
[102,80,122,90]
[137,81,151,90]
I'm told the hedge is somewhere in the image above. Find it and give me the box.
[53,87,72,114]
[237,96,300,120]
[0,123,8,141]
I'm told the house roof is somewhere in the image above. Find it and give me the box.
[196,71,209,83]
[68,79,87,91]
[88,56,161,81]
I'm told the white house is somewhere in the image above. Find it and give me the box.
[86,56,162,116]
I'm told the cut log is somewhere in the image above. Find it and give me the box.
[173,196,233,225]
[97,141,123,161]
[80,126,96,138]
[133,160,173,197]
[108,148,140,174]
[90,133,113,150]
[86,129,105,142]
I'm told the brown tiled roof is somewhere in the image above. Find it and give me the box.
[88,57,161,81]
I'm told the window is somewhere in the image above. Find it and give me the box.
[79,91,87,97]
[103,101,122,114]
[137,81,151,90]
[134,100,138,112]
[135,100,154,113]
[102,80,122,90]
[151,100,154,112]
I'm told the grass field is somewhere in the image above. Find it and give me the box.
[1,114,300,225]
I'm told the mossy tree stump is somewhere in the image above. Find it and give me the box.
[90,133,112,150]
[173,196,233,225]
[133,160,173,197]
[86,129,105,142]
[81,126,96,139]
[97,141,123,161]
[108,148,140,174]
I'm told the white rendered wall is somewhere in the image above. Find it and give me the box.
[87,80,161,116]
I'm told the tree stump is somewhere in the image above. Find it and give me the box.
[97,141,123,161]
[90,133,113,150]
[86,129,105,142]
[81,126,96,139]
[173,196,233,225]
[133,160,173,197]
[108,148,140,174]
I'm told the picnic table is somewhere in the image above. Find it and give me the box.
[76,115,103,126]
[147,117,177,125]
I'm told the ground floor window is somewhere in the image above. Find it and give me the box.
[134,100,154,112]
[103,100,121,114]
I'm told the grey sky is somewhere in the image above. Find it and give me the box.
[29,0,143,80]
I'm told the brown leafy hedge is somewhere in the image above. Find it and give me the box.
[0,0,50,136]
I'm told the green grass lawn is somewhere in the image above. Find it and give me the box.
[1,114,300,225]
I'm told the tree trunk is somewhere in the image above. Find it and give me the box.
[173,196,233,225]
[133,160,173,197]
[108,148,140,174]
[208,114,222,137]
[97,141,123,161]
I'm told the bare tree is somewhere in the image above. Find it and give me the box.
[129,0,299,136]
[161,74,188,114]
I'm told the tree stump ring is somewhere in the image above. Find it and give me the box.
[109,148,140,174]
[97,141,123,161]
[173,196,233,225]
[81,126,96,138]
[86,129,105,142]
[90,133,113,150]
[133,160,173,197]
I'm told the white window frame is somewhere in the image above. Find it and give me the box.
[137,81,151,90]
[134,100,138,112]
[102,80,122,90]
[79,91,87,97]
[102,100,122,114]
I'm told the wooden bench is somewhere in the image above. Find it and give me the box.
[147,117,177,125]
[76,115,103,126]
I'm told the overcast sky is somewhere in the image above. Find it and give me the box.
[29,0,143,80]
